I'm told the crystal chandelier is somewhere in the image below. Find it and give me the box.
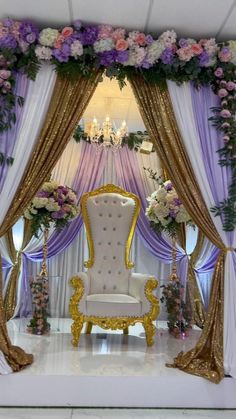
[85,117,128,151]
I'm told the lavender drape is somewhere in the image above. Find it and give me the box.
[114,146,189,282]
[190,83,231,303]
[0,72,29,193]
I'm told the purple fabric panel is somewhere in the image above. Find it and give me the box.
[0,72,29,193]
[24,142,107,260]
[114,146,185,265]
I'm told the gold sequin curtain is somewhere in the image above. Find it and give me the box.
[130,76,225,383]
[0,71,101,372]
[4,220,32,321]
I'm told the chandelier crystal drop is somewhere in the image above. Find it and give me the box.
[85,117,128,151]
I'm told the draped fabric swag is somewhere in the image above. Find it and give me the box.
[0,68,102,373]
[130,76,225,383]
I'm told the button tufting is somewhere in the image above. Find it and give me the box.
[108,270,111,274]
[117,241,121,245]
[113,256,116,260]
[118,214,122,218]
[118,271,121,275]
[103,256,106,260]
[113,285,117,290]
[103,227,107,231]
[108,214,112,217]
[108,242,111,245]
[103,285,106,290]
[122,200,126,204]
[104,199,108,203]
[113,227,116,231]
[98,242,102,245]
[113,201,117,204]
[99,213,103,217]
[98,270,101,274]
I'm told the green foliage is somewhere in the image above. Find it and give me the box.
[0,152,14,166]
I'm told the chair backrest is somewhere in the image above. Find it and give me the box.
[81,184,140,294]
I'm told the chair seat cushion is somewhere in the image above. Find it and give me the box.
[86,294,141,317]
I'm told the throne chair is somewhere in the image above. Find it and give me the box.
[69,184,160,346]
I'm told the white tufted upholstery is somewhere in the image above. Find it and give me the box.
[87,192,135,295]
[70,185,159,346]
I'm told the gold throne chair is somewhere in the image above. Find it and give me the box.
[69,184,160,346]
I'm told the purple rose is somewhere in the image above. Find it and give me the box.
[99,50,118,66]
[52,44,71,63]
[160,47,174,64]
[116,50,129,63]
[81,26,98,45]
[0,34,17,49]
[214,67,224,78]
[220,109,232,118]
[164,182,173,191]
[19,21,39,42]
[26,32,36,44]
[36,190,50,198]
[169,210,177,219]
[145,34,153,45]
[178,38,188,48]
[173,198,182,206]
[198,51,209,67]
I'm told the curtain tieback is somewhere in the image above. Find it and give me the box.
[222,247,235,253]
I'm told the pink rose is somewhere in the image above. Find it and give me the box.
[98,24,113,40]
[191,43,203,55]
[218,88,228,98]
[226,81,235,91]
[220,109,232,118]
[223,135,230,143]
[112,28,125,42]
[214,67,224,78]
[221,122,230,129]
[135,32,146,46]
[115,38,128,51]
[177,46,194,62]
[61,27,73,38]
[54,35,65,49]
[0,69,11,79]
[3,81,11,90]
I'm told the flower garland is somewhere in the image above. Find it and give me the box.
[24,180,80,237]
[0,18,236,229]
[27,275,50,335]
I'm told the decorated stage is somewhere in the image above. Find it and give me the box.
[1,319,235,408]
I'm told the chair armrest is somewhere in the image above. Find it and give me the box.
[70,272,90,316]
[129,273,159,317]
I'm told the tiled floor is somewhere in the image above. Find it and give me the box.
[0,408,235,419]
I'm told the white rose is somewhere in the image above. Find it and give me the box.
[24,209,33,220]
[45,200,60,212]
[39,28,59,47]
[35,46,52,61]
[42,181,58,193]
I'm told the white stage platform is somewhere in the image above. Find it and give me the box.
[1,319,236,408]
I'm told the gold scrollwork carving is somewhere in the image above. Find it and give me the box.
[69,275,160,347]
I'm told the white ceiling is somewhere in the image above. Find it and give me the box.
[1,0,236,40]
[1,0,236,131]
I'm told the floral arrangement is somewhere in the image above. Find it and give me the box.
[146,178,192,237]
[27,275,50,335]
[160,280,192,338]
[24,180,79,237]
[0,17,236,229]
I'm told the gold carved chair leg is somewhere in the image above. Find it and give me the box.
[85,322,93,334]
[143,317,156,347]
[71,315,84,347]
[123,327,129,335]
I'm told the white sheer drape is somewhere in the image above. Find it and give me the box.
[0,64,56,225]
[167,80,236,377]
